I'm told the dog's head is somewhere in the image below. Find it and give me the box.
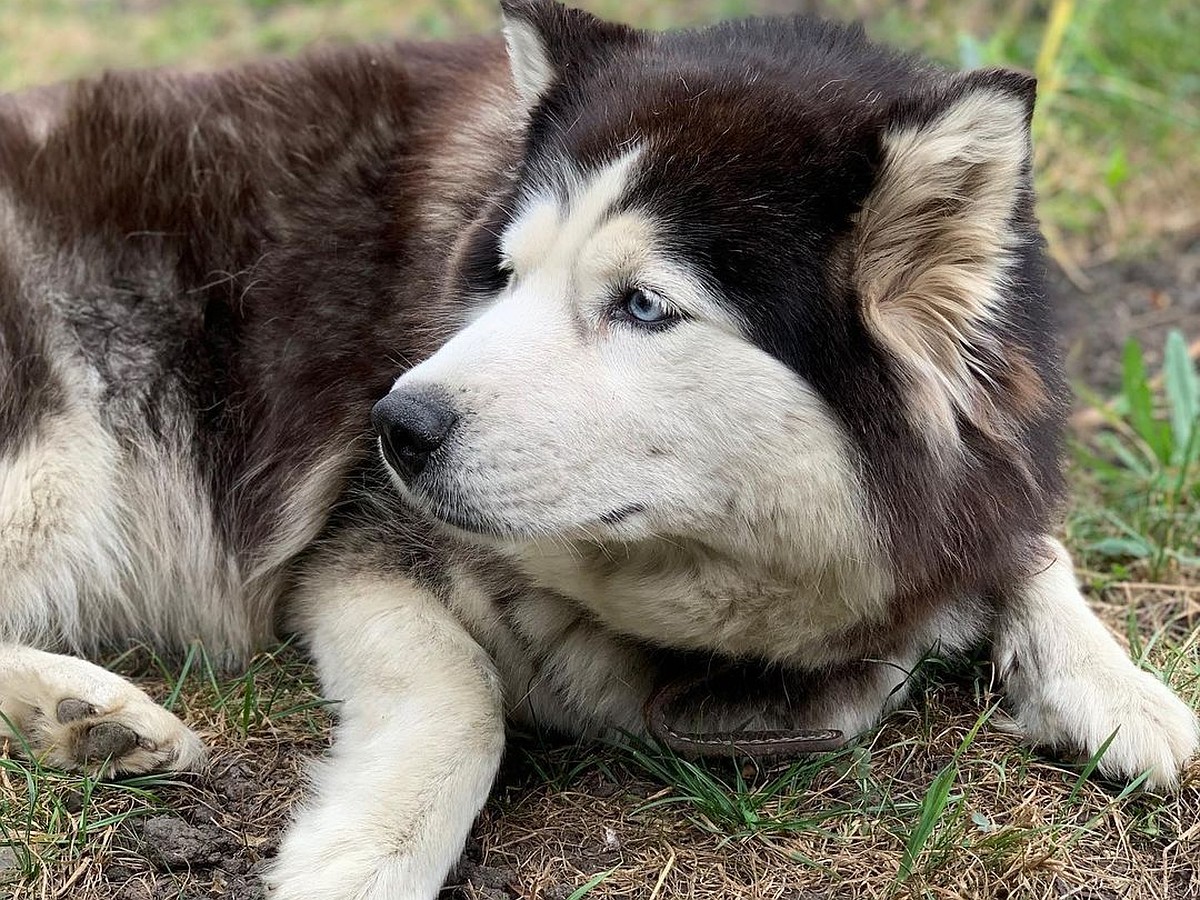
[374,0,1060,629]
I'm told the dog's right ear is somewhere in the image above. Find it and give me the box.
[500,0,638,106]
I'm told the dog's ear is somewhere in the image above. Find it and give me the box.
[853,69,1043,442]
[499,0,638,105]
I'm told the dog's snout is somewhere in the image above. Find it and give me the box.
[371,390,458,481]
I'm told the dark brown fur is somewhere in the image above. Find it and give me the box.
[0,41,518,585]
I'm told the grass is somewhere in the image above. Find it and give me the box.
[0,753,186,893]
[1,645,331,899]
[1,2,1198,899]
[1070,330,1200,582]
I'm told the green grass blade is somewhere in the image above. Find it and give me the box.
[1092,431,1156,479]
[566,866,618,900]
[163,641,199,712]
[1163,329,1199,465]
[896,703,998,883]
[1068,727,1120,803]
[1122,338,1171,463]
[1087,537,1152,560]
[898,762,957,882]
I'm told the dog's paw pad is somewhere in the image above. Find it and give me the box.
[78,720,143,764]
[56,698,98,724]
[2,653,207,777]
[34,702,206,777]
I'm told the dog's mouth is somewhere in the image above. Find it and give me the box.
[381,450,650,543]
[391,473,517,541]
[422,497,651,544]
[424,500,513,540]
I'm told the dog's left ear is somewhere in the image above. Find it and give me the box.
[499,0,639,106]
[853,70,1043,442]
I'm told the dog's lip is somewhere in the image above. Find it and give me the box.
[381,450,650,540]
[413,493,652,544]
[392,472,519,541]
[428,503,507,538]
[405,484,508,537]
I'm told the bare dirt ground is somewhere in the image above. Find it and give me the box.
[1057,236,1200,392]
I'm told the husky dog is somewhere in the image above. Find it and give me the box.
[1,1,1196,897]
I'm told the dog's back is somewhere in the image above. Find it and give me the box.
[0,41,513,657]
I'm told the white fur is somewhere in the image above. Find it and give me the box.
[0,402,254,659]
[502,15,556,106]
[994,539,1199,789]
[394,150,892,661]
[0,404,126,648]
[266,570,505,900]
[0,645,205,775]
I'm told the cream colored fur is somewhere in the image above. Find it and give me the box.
[0,400,257,659]
[0,403,126,648]
[994,539,1199,789]
[855,86,1035,443]
[266,569,505,900]
[503,15,556,105]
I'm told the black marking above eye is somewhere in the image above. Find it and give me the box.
[457,206,515,298]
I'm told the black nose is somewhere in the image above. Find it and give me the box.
[371,390,458,482]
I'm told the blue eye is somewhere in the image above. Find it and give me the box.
[622,288,673,325]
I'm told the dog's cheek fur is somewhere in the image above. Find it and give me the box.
[398,298,894,658]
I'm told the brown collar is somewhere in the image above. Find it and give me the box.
[643,673,845,758]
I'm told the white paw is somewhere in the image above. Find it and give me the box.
[2,651,206,777]
[1010,665,1198,790]
[31,694,207,777]
[266,803,436,900]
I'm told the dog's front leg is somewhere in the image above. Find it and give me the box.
[266,569,505,900]
[993,537,1198,788]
